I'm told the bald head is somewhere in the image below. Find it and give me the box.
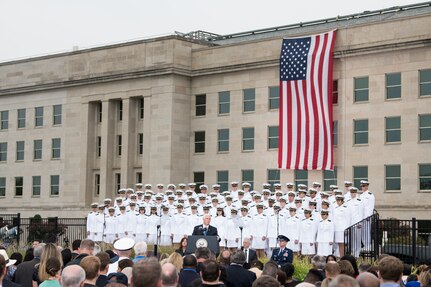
[357,272,379,287]
[161,263,178,287]
[60,265,86,287]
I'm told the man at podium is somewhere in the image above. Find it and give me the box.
[192,214,219,239]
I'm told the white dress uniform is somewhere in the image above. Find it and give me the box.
[115,211,127,238]
[104,215,117,243]
[251,213,268,249]
[86,211,97,240]
[299,217,317,255]
[146,214,160,244]
[125,209,138,239]
[94,212,105,242]
[212,215,228,247]
[333,204,351,243]
[360,190,375,249]
[347,197,364,257]
[225,216,241,249]
[186,213,202,236]
[171,211,188,243]
[267,213,283,248]
[316,218,335,256]
[159,213,172,246]
[135,213,148,243]
[239,215,253,239]
[282,214,301,252]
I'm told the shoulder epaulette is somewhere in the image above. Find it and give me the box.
[368,192,372,194]
[328,220,332,222]
[263,214,266,216]
[357,199,361,201]
[346,199,351,202]
[320,220,323,222]
[302,219,306,221]
[310,218,314,221]
[126,210,130,212]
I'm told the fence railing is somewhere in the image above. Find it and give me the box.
[345,212,431,265]
[0,213,87,249]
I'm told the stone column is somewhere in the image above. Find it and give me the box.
[100,100,115,199]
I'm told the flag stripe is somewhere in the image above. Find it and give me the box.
[278,30,336,170]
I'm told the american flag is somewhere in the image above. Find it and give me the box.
[278,30,336,170]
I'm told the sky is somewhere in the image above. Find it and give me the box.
[0,0,424,62]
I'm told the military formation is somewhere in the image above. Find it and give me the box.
[86,180,375,258]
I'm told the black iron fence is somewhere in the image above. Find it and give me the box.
[0,213,86,249]
[345,212,431,265]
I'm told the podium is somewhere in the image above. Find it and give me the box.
[186,235,220,255]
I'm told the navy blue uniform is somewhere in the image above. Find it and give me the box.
[271,247,293,266]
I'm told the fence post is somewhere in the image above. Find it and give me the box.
[412,218,417,265]
[17,213,21,248]
[55,217,59,243]
[373,213,379,261]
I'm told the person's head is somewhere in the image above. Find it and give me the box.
[378,255,403,283]
[304,268,324,284]
[326,255,337,263]
[219,250,231,265]
[358,263,371,273]
[243,238,251,249]
[118,258,134,272]
[312,255,326,270]
[161,263,178,287]
[277,269,287,285]
[262,261,278,278]
[134,241,148,256]
[195,247,211,261]
[340,254,359,277]
[203,214,211,226]
[132,258,162,287]
[338,260,355,278]
[182,255,197,269]
[72,240,82,252]
[45,257,62,277]
[281,263,295,279]
[39,243,63,281]
[60,265,86,287]
[230,251,245,265]
[61,248,73,266]
[328,274,359,287]
[96,252,110,274]
[200,260,220,283]
[406,274,418,282]
[419,270,431,287]
[79,239,95,255]
[356,272,380,287]
[252,275,281,287]
[179,237,188,249]
[277,235,289,249]
[80,255,101,281]
[167,252,183,271]
[325,262,340,279]
[250,260,264,270]
[10,252,23,266]
[0,254,6,280]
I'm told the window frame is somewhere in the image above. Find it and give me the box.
[241,169,254,190]
[419,114,431,142]
[115,173,121,192]
[242,127,255,151]
[385,72,401,100]
[96,136,102,157]
[419,164,431,192]
[218,91,230,115]
[32,175,41,197]
[268,86,280,110]
[53,104,62,125]
[15,176,23,197]
[0,142,7,162]
[50,175,60,196]
[138,133,144,155]
[217,170,229,192]
[95,174,100,196]
[385,164,401,192]
[16,141,25,161]
[385,116,401,144]
[195,94,206,117]
[294,170,308,188]
[332,80,338,105]
[51,138,61,159]
[194,131,206,154]
[323,168,337,191]
[17,108,26,129]
[1,110,9,130]
[33,139,43,160]
[0,177,5,197]
[354,76,369,103]
[217,128,229,153]
[268,126,279,150]
[243,88,256,113]
[354,119,369,145]
[35,107,44,127]
[419,69,431,98]
[193,172,205,190]
[139,98,144,119]
[267,169,280,191]
[353,166,368,189]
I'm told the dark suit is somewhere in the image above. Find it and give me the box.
[13,257,40,287]
[271,247,293,266]
[192,225,219,236]
[242,249,257,269]
[178,268,200,287]
[66,253,89,266]
[3,279,22,287]
[95,274,109,287]
[225,264,256,287]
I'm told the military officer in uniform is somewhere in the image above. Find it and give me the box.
[270,235,293,266]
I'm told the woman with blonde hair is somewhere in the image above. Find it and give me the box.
[167,252,183,272]
[33,243,63,287]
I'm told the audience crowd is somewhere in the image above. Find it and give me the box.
[1,237,431,287]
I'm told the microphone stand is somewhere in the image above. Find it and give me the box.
[155,224,161,257]
[240,227,244,251]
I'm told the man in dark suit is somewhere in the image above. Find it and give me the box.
[192,214,219,237]
[242,238,257,269]
[1,252,22,287]
[178,255,200,287]
[271,235,293,266]
[13,244,43,287]
[225,251,256,287]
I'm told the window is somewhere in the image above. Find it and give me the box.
[16,141,24,161]
[354,76,369,102]
[294,170,308,188]
[243,88,255,112]
[118,101,123,121]
[115,173,121,192]
[242,127,254,151]
[333,121,338,146]
[117,135,122,156]
[194,131,205,153]
[139,98,144,119]
[33,139,42,160]
[419,114,431,141]
[217,129,229,152]
[268,126,279,149]
[195,94,206,116]
[324,168,337,191]
[53,104,62,125]
[354,119,368,145]
[419,69,431,97]
[52,138,61,159]
[217,170,229,192]
[97,102,102,123]
[15,177,23,197]
[95,174,100,195]
[32,176,41,196]
[332,80,338,104]
[138,133,143,155]
[15,176,24,196]
[385,116,401,143]
[136,172,142,184]
[385,165,401,191]
[0,177,5,197]
[386,73,401,99]
[0,142,7,162]
[218,91,230,115]
[194,172,205,190]
[419,164,431,191]
[1,111,8,130]
[269,86,279,109]
[50,175,60,196]
[267,169,280,191]
[241,169,254,190]
[96,136,101,157]
[35,107,44,127]
[353,166,368,189]
[17,109,26,128]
